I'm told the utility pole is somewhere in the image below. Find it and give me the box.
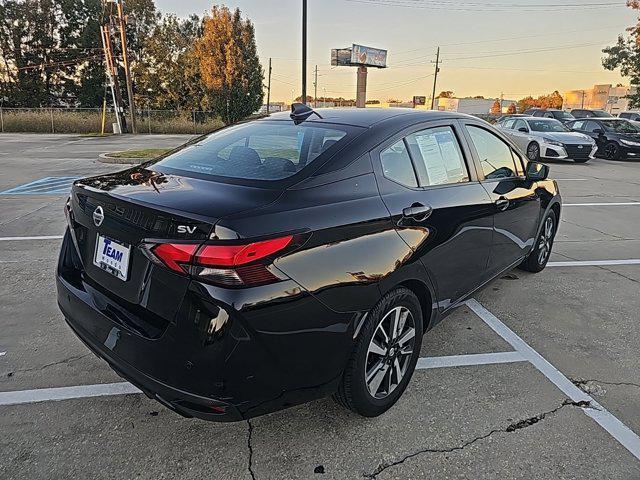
[116,0,136,133]
[266,57,272,115]
[302,0,307,104]
[430,46,440,110]
[100,22,126,134]
[314,65,318,108]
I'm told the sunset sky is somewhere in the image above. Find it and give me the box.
[156,0,635,103]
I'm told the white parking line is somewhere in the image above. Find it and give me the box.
[0,352,523,406]
[0,382,140,406]
[564,202,640,207]
[467,299,640,462]
[548,259,640,267]
[0,235,64,241]
[1,300,639,464]
[417,351,525,369]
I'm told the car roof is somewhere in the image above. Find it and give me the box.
[265,107,470,128]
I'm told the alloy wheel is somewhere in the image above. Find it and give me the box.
[604,143,618,160]
[537,216,555,265]
[365,306,416,399]
[527,143,539,161]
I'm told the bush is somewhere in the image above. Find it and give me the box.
[0,108,224,134]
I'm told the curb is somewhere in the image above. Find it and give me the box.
[98,153,146,165]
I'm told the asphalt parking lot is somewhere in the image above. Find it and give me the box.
[1,133,639,479]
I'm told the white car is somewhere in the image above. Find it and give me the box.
[499,117,597,163]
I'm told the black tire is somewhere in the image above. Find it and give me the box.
[519,209,557,273]
[603,142,621,160]
[334,287,423,417]
[526,142,541,161]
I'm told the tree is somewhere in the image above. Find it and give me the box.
[603,1,640,107]
[437,90,454,98]
[517,91,563,112]
[507,103,517,114]
[490,99,501,114]
[195,6,263,124]
[133,14,206,110]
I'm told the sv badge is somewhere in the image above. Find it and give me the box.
[177,225,197,234]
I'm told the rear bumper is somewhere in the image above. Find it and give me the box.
[60,297,242,421]
[56,230,356,421]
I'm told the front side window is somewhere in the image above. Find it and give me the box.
[584,121,602,133]
[380,140,418,187]
[467,125,518,180]
[405,127,469,186]
[514,120,528,131]
[153,121,355,182]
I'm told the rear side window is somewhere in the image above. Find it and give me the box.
[405,127,469,186]
[467,125,518,180]
[154,121,354,181]
[380,140,418,188]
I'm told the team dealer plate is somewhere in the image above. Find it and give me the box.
[93,234,131,281]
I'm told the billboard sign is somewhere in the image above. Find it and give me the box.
[331,48,352,67]
[413,96,426,106]
[350,44,387,68]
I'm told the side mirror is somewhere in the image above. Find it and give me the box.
[518,127,528,133]
[526,161,549,181]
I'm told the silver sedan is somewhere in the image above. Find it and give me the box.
[498,117,597,163]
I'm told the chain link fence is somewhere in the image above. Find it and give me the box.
[0,107,224,134]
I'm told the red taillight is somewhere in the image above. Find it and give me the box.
[146,235,293,286]
[152,243,199,274]
[195,236,292,267]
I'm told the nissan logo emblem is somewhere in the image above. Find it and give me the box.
[93,206,105,227]
[578,145,584,149]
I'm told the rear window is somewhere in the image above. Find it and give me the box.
[153,121,356,181]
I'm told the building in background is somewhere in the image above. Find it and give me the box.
[257,102,286,114]
[436,97,516,115]
[563,84,636,114]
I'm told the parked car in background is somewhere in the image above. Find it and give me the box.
[570,109,613,119]
[567,117,640,160]
[499,117,596,162]
[524,108,575,123]
[57,105,561,422]
[618,111,640,121]
[495,114,528,126]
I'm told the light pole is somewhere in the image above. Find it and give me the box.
[302,0,307,105]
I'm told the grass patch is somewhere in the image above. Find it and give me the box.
[106,148,171,159]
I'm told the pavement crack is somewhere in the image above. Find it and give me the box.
[560,219,630,241]
[571,377,640,391]
[246,419,257,480]
[363,399,592,479]
[4,353,90,377]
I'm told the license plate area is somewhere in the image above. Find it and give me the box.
[93,234,131,281]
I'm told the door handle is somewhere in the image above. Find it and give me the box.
[495,197,510,211]
[402,203,433,221]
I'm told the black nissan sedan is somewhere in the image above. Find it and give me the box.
[57,105,561,421]
[567,117,640,160]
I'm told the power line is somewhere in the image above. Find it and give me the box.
[342,0,625,11]
[392,24,627,57]
[16,55,102,71]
